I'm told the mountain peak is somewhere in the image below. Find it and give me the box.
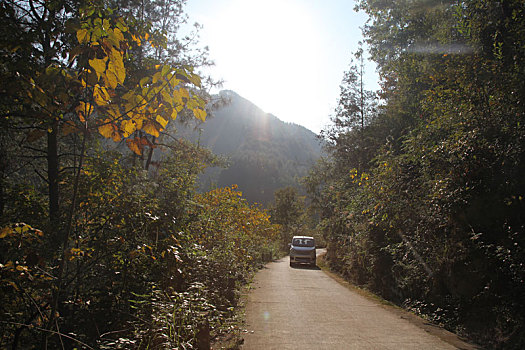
[178,90,322,204]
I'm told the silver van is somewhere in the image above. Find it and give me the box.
[289,236,316,267]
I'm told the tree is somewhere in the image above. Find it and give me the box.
[269,187,304,247]
[322,43,377,173]
[311,0,525,347]
[1,1,209,347]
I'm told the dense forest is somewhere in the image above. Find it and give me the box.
[307,0,524,349]
[0,0,282,348]
[177,90,322,205]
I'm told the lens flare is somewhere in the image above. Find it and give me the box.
[263,311,270,321]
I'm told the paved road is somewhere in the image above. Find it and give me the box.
[242,250,476,350]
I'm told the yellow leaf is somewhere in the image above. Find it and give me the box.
[178,88,190,99]
[93,84,110,105]
[111,132,122,142]
[126,138,142,155]
[186,98,198,110]
[132,34,141,46]
[108,46,122,62]
[0,227,11,239]
[76,28,89,44]
[88,57,108,81]
[188,73,202,87]
[103,68,118,89]
[193,108,206,122]
[152,71,162,84]
[15,224,31,234]
[76,101,93,122]
[115,61,125,84]
[170,108,178,120]
[161,65,170,77]
[156,115,168,128]
[116,19,127,32]
[160,88,172,104]
[131,114,144,130]
[168,74,180,88]
[106,105,120,118]
[121,119,136,137]
[98,119,115,139]
[143,120,160,137]
[108,48,125,83]
[113,28,124,42]
[139,77,149,88]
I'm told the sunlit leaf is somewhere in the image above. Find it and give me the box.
[152,71,162,84]
[156,115,168,128]
[98,119,115,138]
[170,108,178,120]
[108,48,125,83]
[103,68,118,89]
[113,27,124,42]
[93,84,110,105]
[140,77,149,88]
[126,138,142,155]
[0,227,11,239]
[142,120,160,137]
[76,28,90,44]
[121,119,136,137]
[89,57,108,81]
[161,65,170,77]
[188,73,201,87]
[193,108,206,122]
[76,101,93,122]
[111,131,122,142]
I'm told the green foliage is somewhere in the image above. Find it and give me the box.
[313,1,525,348]
[1,140,281,348]
[0,1,280,348]
[269,187,305,248]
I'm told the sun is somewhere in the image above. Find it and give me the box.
[201,0,324,128]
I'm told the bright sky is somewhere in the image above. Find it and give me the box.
[184,0,378,134]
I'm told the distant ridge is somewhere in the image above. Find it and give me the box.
[177,90,322,204]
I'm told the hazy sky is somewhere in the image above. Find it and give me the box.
[184,0,378,134]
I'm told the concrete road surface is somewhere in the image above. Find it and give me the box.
[242,250,477,350]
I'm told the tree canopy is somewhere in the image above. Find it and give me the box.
[0,1,281,348]
[310,1,525,348]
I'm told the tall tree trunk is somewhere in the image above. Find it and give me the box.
[145,136,156,171]
[47,119,59,232]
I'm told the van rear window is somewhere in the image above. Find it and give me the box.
[293,238,314,247]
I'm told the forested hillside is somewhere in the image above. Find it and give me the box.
[308,1,525,349]
[177,90,322,204]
